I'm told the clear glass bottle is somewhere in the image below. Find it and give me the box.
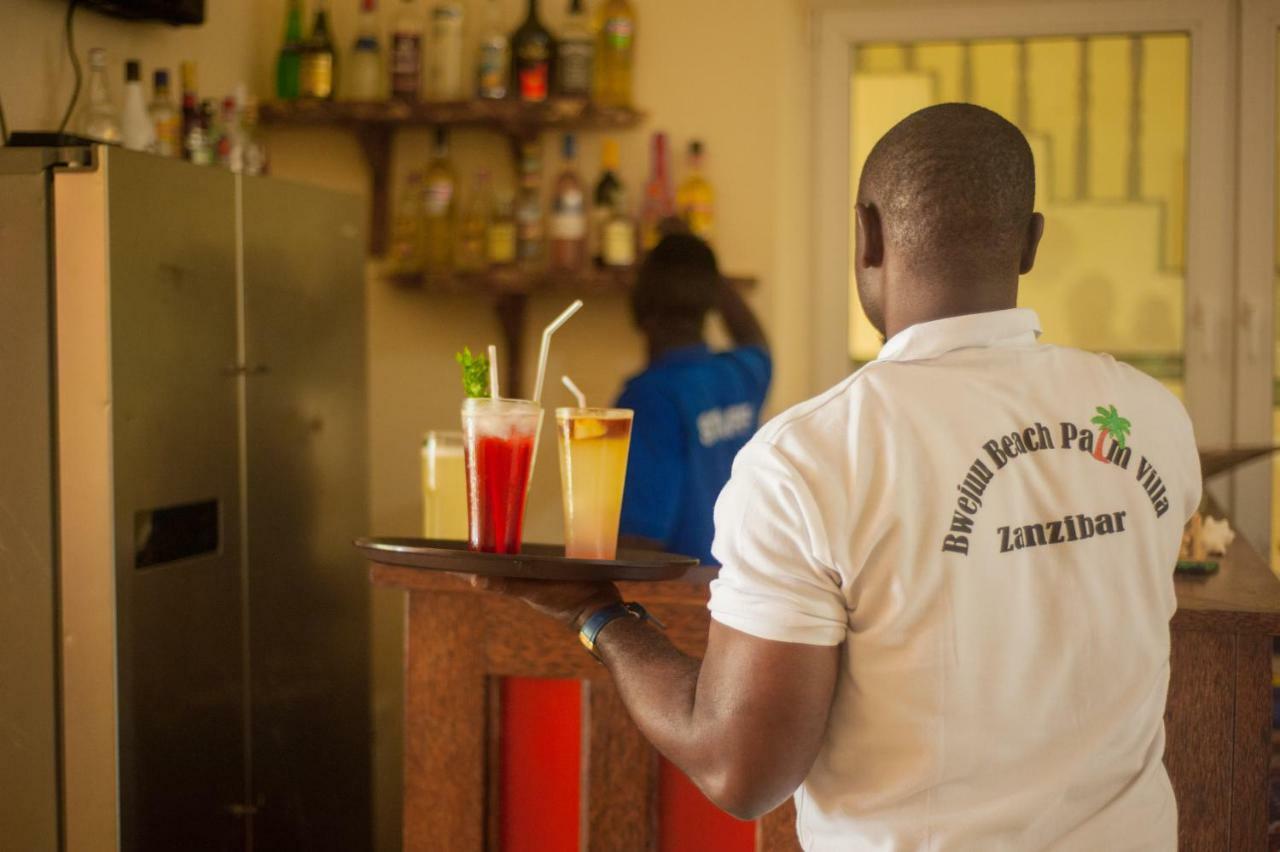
[428,2,465,101]
[240,94,268,176]
[601,188,637,268]
[595,0,635,108]
[592,138,623,265]
[79,48,121,144]
[300,0,337,100]
[486,191,518,267]
[457,170,493,273]
[276,0,304,100]
[676,139,715,243]
[345,0,384,101]
[556,0,594,98]
[149,69,180,157]
[121,60,156,152]
[390,0,424,101]
[389,171,426,275]
[420,128,457,275]
[640,131,674,252]
[511,0,555,103]
[475,0,510,99]
[549,133,587,271]
[180,61,200,160]
[515,140,544,264]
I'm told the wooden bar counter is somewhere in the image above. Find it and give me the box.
[373,528,1280,851]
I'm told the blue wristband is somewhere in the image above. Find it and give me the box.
[578,602,663,660]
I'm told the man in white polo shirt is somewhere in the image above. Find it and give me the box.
[478,103,1200,849]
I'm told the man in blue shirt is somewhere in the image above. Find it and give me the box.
[616,233,771,565]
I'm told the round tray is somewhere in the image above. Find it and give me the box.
[355,537,699,581]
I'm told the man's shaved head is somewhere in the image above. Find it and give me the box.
[854,103,1043,339]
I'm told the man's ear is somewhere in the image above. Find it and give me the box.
[855,203,884,269]
[1019,212,1045,275]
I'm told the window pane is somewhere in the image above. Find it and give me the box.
[849,33,1191,401]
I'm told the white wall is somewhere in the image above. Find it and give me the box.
[0,0,267,134]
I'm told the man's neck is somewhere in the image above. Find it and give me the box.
[882,280,1018,342]
[647,330,705,363]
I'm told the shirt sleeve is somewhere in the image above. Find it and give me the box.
[727,345,773,404]
[708,441,847,646]
[616,382,685,545]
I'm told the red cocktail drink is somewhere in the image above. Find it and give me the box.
[461,397,543,554]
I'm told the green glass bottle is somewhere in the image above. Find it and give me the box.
[276,0,304,100]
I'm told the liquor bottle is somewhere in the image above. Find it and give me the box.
[475,0,510,99]
[180,61,200,159]
[239,94,268,176]
[149,69,180,157]
[276,0,304,100]
[300,0,337,100]
[189,99,216,166]
[389,171,425,275]
[428,3,465,102]
[601,189,637,268]
[556,0,594,98]
[514,140,544,264]
[457,170,492,273]
[216,96,242,171]
[549,133,587,271]
[510,0,555,103]
[486,191,518,266]
[420,128,457,274]
[78,48,121,144]
[676,139,715,243]
[595,0,635,108]
[121,60,156,152]
[390,0,424,101]
[592,138,623,265]
[345,0,384,100]
[640,132,674,252]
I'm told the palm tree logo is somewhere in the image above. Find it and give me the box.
[1090,404,1132,464]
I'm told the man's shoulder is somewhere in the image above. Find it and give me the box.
[753,363,891,447]
[1047,344,1191,419]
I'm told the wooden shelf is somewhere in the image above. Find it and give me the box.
[258,98,645,136]
[258,98,645,258]
[384,266,756,296]
[382,267,758,398]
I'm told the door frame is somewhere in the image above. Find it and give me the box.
[811,0,1241,502]
[1236,0,1279,555]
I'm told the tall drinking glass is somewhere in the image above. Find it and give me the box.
[461,397,543,554]
[422,431,468,539]
[556,407,633,559]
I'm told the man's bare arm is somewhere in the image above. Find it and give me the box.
[470,574,838,820]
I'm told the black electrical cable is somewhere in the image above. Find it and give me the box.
[56,0,82,135]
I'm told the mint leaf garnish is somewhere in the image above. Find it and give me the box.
[456,347,491,399]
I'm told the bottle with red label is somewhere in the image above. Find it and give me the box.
[549,133,587,271]
[640,131,675,252]
[510,0,555,103]
[391,0,424,101]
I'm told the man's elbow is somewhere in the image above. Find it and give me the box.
[700,763,797,822]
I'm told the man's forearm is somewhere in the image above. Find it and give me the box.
[592,617,724,798]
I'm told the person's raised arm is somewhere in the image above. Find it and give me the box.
[717,278,768,352]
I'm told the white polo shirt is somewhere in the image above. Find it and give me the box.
[709,308,1200,851]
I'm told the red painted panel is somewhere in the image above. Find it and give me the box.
[658,757,755,852]
[500,678,582,852]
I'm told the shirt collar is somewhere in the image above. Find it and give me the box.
[875,308,1042,363]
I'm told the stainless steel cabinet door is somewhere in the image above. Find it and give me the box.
[106,149,246,852]
[240,174,370,852]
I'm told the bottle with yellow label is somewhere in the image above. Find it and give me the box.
[420,128,457,274]
[486,191,518,266]
[300,0,337,99]
[595,0,635,108]
[676,140,715,243]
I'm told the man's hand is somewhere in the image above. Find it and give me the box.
[469,575,621,631]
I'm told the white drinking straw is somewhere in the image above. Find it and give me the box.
[487,344,500,399]
[561,375,587,409]
[532,299,583,404]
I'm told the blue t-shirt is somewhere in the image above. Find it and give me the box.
[615,344,772,565]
